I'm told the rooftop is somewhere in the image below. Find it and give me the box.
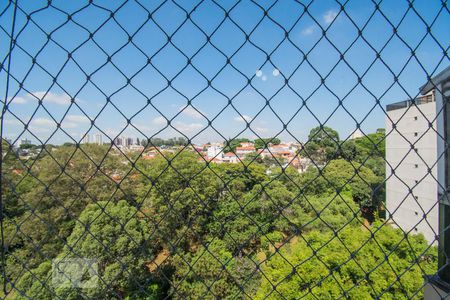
[386,66,450,112]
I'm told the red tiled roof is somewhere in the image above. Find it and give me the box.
[236,146,255,151]
[224,152,237,157]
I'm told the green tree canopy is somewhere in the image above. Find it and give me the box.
[302,126,340,164]
[254,137,281,149]
[256,224,436,300]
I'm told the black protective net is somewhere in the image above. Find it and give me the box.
[0,0,449,299]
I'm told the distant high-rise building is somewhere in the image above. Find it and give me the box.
[18,138,32,146]
[114,137,123,146]
[385,66,449,244]
[82,134,91,144]
[126,137,134,147]
[94,133,103,145]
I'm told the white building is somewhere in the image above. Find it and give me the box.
[82,134,91,144]
[222,152,238,163]
[350,129,363,140]
[94,133,103,145]
[18,138,32,146]
[128,144,144,152]
[385,67,449,243]
[207,145,223,160]
[235,146,255,158]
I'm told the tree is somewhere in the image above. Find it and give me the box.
[14,200,163,300]
[14,261,53,300]
[254,138,281,150]
[298,159,382,222]
[208,180,311,254]
[3,144,134,283]
[19,143,35,150]
[170,239,259,299]
[302,126,340,165]
[138,151,222,249]
[223,138,250,152]
[55,200,159,299]
[341,130,385,176]
[255,223,436,299]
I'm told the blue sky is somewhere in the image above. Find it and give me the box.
[1,0,449,145]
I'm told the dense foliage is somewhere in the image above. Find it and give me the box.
[141,137,188,147]
[1,128,435,299]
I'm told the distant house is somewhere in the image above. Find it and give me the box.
[269,144,295,155]
[276,151,291,159]
[235,146,255,157]
[257,149,271,158]
[350,129,364,140]
[222,152,238,163]
[207,145,223,160]
[240,142,254,148]
[142,151,158,160]
[128,145,144,152]
[210,157,224,164]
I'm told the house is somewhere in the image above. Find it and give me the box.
[207,145,223,160]
[240,142,254,148]
[129,145,145,152]
[235,146,255,157]
[269,144,295,155]
[142,151,158,160]
[222,152,239,163]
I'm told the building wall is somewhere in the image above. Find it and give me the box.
[385,101,439,243]
[207,146,223,159]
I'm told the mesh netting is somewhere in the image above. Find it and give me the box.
[0,0,449,299]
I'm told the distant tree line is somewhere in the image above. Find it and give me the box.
[141,137,188,147]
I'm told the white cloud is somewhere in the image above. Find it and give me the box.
[104,128,119,137]
[180,105,204,119]
[61,122,78,129]
[32,91,72,105]
[8,91,85,107]
[323,10,338,24]
[234,115,252,123]
[29,126,51,134]
[66,114,90,123]
[173,121,204,133]
[3,118,21,125]
[301,25,315,36]
[31,117,54,126]
[134,123,153,132]
[254,126,269,134]
[7,96,27,105]
[152,116,167,126]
